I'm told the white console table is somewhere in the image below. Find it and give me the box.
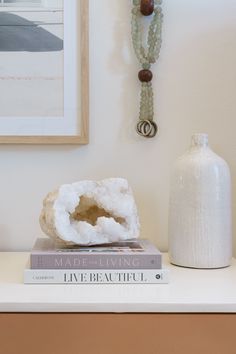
[0,253,235,354]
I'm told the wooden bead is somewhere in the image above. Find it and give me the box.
[140,0,154,16]
[138,69,153,82]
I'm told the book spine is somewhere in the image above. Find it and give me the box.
[24,269,169,284]
[30,254,162,270]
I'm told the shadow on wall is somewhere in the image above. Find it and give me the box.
[0,12,63,52]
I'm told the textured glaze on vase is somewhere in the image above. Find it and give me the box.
[169,134,232,268]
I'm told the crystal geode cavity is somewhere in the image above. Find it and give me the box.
[39,178,140,245]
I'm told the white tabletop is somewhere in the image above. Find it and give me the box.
[0,252,236,313]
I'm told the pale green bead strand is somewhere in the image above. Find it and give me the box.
[147,8,163,62]
[139,83,154,122]
[131,3,163,65]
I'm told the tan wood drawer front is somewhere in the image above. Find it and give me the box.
[0,313,235,354]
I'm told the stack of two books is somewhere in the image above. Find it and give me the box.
[24,238,169,284]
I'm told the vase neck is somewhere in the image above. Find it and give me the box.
[191,134,209,148]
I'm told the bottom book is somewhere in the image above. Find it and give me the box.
[24,268,169,284]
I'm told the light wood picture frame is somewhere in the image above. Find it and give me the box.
[0,0,89,144]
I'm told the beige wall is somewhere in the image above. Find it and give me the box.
[0,0,235,253]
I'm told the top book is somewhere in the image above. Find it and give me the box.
[30,238,162,270]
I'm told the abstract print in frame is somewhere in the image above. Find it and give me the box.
[0,0,88,144]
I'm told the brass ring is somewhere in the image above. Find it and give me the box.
[136,120,158,138]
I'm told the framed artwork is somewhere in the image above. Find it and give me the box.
[0,0,89,144]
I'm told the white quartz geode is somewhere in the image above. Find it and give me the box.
[39,178,140,245]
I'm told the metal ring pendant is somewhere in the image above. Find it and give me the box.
[136,120,158,138]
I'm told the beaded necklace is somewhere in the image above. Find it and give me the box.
[131,0,163,138]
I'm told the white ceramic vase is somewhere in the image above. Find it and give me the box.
[168,133,232,268]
